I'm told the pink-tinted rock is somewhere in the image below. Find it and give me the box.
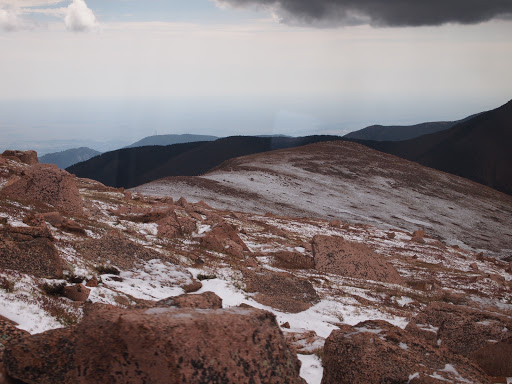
[1,150,38,165]
[312,235,403,284]
[406,302,512,374]
[85,276,98,288]
[182,280,202,293]
[1,164,83,215]
[328,219,341,228]
[78,231,165,270]
[201,222,251,258]
[39,212,64,227]
[0,225,65,278]
[321,320,491,384]
[471,336,512,377]
[156,211,181,238]
[4,306,305,384]
[244,270,319,313]
[271,250,315,269]
[155,291,222,309]
[63,284,90,302]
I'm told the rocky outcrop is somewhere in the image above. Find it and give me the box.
[1,164,83,215]
[200,222,251,258]
[0,225,65,278]
[244,270,319,313]
[4,306,305,384]
[321,320,491,384]
[406,302,512,377]
[312,235,403,284]
[1,150,38,165]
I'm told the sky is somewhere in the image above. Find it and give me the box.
[0,0,511,153]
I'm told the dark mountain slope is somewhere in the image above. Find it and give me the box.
[356,99,512,195]
[39,147,101,169]
[344,114,478,142]
[67,135,342,189]
[125,134,218,148]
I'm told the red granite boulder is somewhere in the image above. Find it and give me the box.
[321,320,491,384]
[4,306,305,384]
[1,164,83,215]
[312,235,403,284]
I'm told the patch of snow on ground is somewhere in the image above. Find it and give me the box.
[0,294,62,334]
[97,260,192,301]
[298,354,323,384]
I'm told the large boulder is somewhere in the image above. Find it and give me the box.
[312,235,403,284]
[0,318,30,384]
[0,225,65,278]
[244,269,319,313]
[1,164,83,215]
[4,306,305,384]
[471,336,512,377]
[1,150,38,165]
[406,302,512,377]
[321,320,491,384]
[201,222,251,258]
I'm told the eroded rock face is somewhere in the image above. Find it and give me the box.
[4,307,305,384]
[1,164,83,215]
[244,270,319,313]
[321,320,491,384]
[312,235,403,284]
[0,225,65,278]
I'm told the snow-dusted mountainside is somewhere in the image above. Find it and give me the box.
[1,150,511,383]
[133,141,512,257]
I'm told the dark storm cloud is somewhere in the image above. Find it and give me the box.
[215,0,512,27]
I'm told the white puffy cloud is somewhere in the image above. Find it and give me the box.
[65,0,98,32]
[0,0,98,32]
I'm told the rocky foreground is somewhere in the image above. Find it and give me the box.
[0,150,511,383]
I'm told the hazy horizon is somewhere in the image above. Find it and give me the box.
[1,0,511,154]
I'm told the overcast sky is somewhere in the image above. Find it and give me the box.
[1,0,511,151]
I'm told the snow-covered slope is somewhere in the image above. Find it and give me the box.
[133,141,512,257]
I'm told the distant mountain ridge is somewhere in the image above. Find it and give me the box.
[39,147,101,169]
[344,114,479,142]
[125,134,219,148]
[354,99,512,196]
[67,135,343,189]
